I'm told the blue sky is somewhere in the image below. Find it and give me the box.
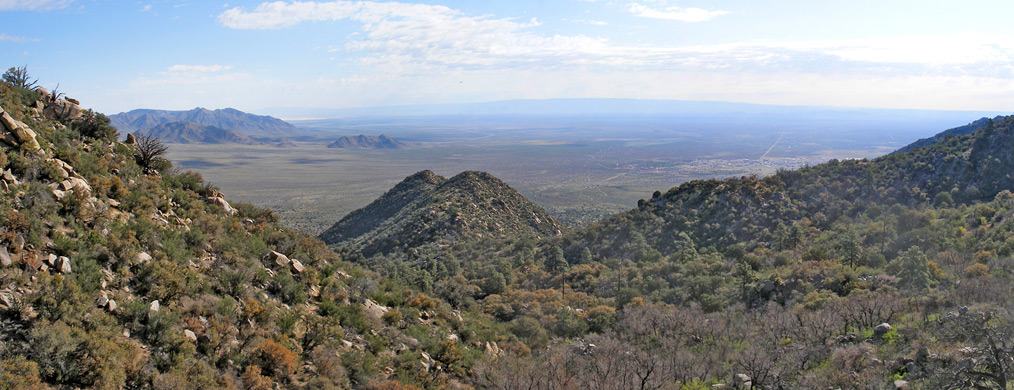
[2,0,1014,115]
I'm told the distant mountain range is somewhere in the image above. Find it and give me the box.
[327,134,405,149]
[109,107,300,137]
[137,121,261,145]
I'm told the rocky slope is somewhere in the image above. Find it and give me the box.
[138,121,261,145]
[109,107,300,136]
[319,170,564,257]
[0,82,502,389]
[327,134,405,149]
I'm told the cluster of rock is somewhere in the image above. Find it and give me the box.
[0,105,41,151]
[208,189,237,215]
[268,250,306,274]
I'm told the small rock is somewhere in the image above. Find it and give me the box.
[150,300,160,312]
[106,299,117,312]
[342,339,353,349]
[894,380,910,389]
[107,199,120,208]
[734,373,752,388]
[184,329,197,342]
[0,292,13,308]
[46,254,57,266]
[136,252,152,264]
[12,235,24,251]
[97,294,109,307]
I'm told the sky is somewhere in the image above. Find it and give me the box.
[2,0,1014,115]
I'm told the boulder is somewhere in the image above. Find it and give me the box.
[150,300,160,312]
[136,252,152,264]
[184,329,198,343]
[56,256,71,273]
[106,299,117,312]
[35,87,50,101]
[0,109,18,133]
[362,299,389,320]
[269,251,290,267]
[0,109,40,151]
[290,259,305,273]
[0,246,10,267]
[484,341,503,358]
[874,323,892,338]
[60,177,92,194]
[43,99,82,121]
[209,196,237,215]
[11,125,40,151]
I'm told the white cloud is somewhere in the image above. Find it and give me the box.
[625,3,729,22]
[142,4,151,12]
[0,33,36,42]
[0,0,74,11]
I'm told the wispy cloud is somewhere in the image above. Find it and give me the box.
[0,33,36,42]
[567,18,608,26]
[0,0,74,11]
[167,64,234,73]
[214,1,1014,111]
[625,3,730,22]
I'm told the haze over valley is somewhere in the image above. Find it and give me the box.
[161,100,1004,231]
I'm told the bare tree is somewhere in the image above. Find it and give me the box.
[2,65,38,89]
[133,133,170,172]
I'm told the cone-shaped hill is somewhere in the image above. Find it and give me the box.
[319,170,565,256]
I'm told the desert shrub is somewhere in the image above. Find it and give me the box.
[0,356,49,389]
[73,110,118,142]
[251,339,299,381]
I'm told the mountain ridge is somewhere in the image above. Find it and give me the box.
[138,121,261,144]
[109,107,300,136]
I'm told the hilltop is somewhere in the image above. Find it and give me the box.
[109,107,300,136]
[327,134,405,149]
[138,121,261,145]
[319,170,564,257]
